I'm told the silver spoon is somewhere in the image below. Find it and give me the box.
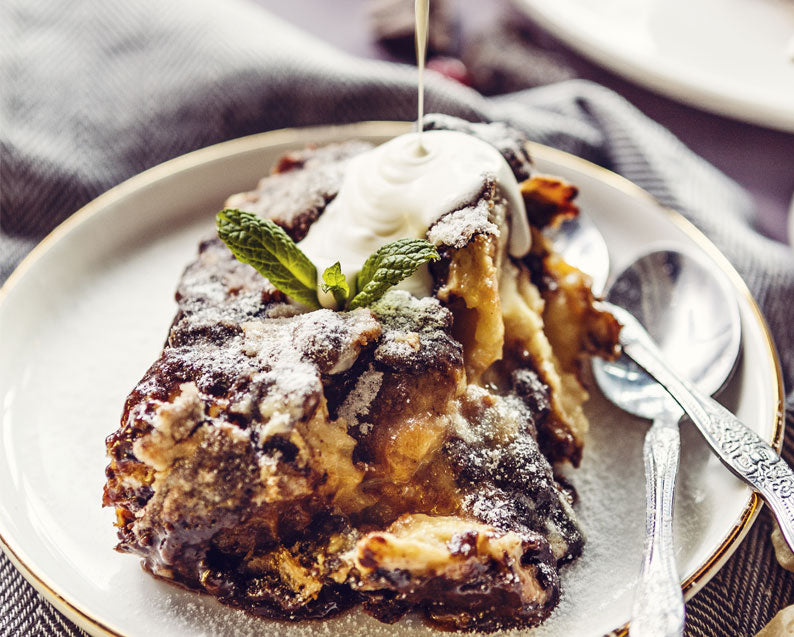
[593,249,741,636]
[546,213,609,294]
[595,249,794,635]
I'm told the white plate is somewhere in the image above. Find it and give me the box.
[515,0,794,132]
[0,123,784,636]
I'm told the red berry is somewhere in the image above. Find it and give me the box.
[426,57,472,87]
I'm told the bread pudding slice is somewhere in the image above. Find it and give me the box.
[103,116,618,631]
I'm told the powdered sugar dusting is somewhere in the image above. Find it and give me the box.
[337,368,383,431]
[443,382,584,565]
[240,309,380,427]
[426,198,498,249]
[369,290,463,375]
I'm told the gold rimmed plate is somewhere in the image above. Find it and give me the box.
[0,122,784,636]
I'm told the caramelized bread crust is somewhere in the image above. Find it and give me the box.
[103,117,618,631]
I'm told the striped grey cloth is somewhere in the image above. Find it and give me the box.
[1,0,792,635]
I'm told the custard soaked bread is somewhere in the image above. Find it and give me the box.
[103,116,618,631]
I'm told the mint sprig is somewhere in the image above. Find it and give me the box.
[321,262,349,308]
[216,209,320,309]
[348,238,440,309]
[216,209,439,311]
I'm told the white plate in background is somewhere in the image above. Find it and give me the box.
[0,122,784,636]
[515,0,794,132]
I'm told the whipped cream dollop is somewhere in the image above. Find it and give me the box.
[298,130,531,305]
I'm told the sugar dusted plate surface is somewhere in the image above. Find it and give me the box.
[0,123,784,636]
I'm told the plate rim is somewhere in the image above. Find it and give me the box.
[514,0,794,133]
[0,122,785,637]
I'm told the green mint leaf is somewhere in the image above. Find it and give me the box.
[349,238,439,310]
[216,209,320,309]
[321,262,350,309]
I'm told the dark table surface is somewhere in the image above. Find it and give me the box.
[250,0,794,247]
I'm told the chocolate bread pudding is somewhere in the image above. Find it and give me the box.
[103,115,619,632]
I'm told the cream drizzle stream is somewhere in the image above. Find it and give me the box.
[415,0,430,154]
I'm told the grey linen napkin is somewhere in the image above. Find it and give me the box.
[2,0,793,635]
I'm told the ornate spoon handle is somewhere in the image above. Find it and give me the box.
[630,415,685,637]
[603,301,794,552]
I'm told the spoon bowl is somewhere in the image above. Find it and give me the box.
[593,249,741,419]
[546,212,610,294]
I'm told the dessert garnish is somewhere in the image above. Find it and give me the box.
[216,209,439,310]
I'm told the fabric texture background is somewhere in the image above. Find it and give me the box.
[1,0,793,635]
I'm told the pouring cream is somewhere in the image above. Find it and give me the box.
[297,0,531,307]
[299,131,530,305]
[415,0,430,154]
